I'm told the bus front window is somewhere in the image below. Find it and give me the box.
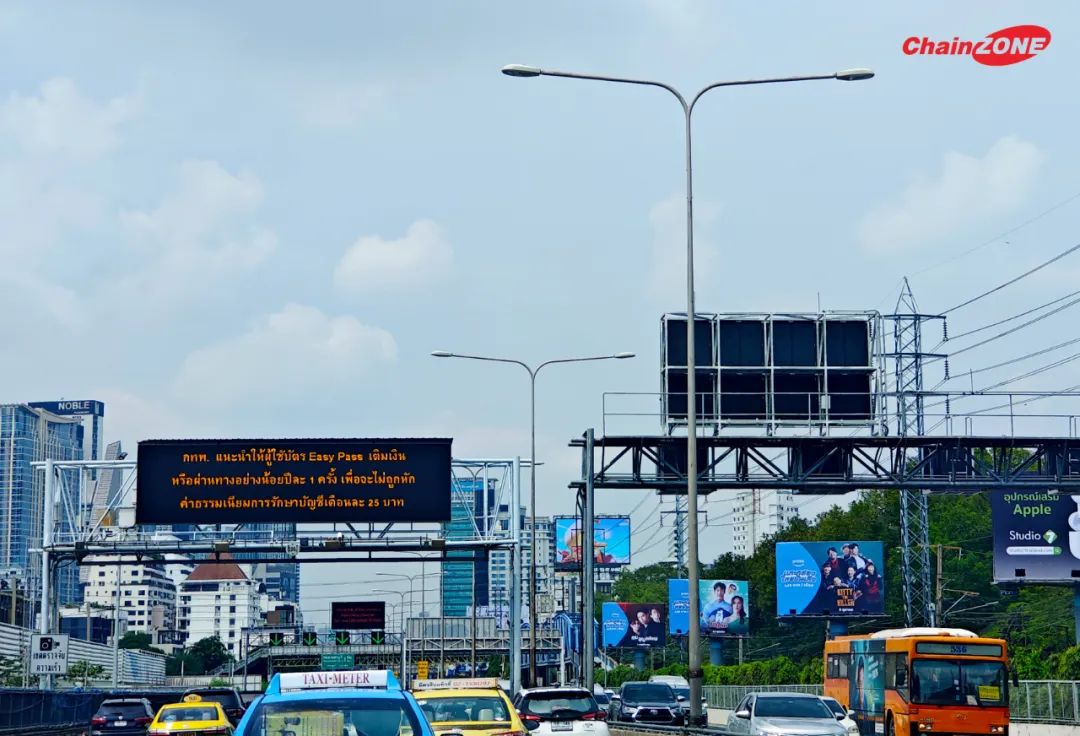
[912,661,1007,706]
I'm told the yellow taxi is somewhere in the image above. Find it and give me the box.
[149,694,234,735]
[412,678,525,736]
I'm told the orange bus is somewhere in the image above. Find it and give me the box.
[824,627,1012,736]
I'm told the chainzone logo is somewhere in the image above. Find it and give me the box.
[903,25,1051,66]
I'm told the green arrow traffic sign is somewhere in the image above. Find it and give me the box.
[269,632,284,647]
[371,630,384,645]
[303,631,319,646]
[335,630,351,646]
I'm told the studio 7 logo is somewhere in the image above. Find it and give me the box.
[903,25,1051,66]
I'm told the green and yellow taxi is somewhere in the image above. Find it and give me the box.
[149,694,234,735]
[412,679,526,736]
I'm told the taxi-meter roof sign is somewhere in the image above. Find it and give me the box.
[30,634,69,675]
[412,678,500,691]
[272,669,399,693]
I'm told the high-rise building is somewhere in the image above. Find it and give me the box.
[731,489,796,556]
[441,478,494,617]
[1,401,102,607]
[235,523,300,605]
[521,516,555,616]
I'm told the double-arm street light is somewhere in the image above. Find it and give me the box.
[432,350,635,685]
[501,62,873,718]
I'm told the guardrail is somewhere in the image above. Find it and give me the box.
[703,682,1080,725]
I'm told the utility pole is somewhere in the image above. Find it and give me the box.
[934,544,964,626]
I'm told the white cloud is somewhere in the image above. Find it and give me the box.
[647,193,719,301]
[296,80,386,130]
[334,219,453,295]
[0,158,102,257]
[173,304,397,406]
[858,136,1043,253]
[0,77,138,160]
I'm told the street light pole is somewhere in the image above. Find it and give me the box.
[500,62,873,719]
[432,350,634,686]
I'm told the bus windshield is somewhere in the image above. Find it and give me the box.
[912,660,1007,706]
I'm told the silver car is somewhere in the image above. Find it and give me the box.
[726,692,847,736]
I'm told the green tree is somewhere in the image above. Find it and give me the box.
[0,654,24,686]
[189,636,233,673]
[118,630,163,653]
[63,660,106,684]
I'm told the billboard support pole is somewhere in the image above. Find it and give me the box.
[1074,586,1080,646]
[633,649,646,670]
[708,639,723,666]
[582,428,596,691]
[39,458,54,690]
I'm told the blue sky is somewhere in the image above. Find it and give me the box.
[3,2,1079,624]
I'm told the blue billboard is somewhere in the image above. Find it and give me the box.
[668,579,750,637]
[554,516,630,571]
[601,602,665,649]
[775,541,885,617]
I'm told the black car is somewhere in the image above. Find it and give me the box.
[609,682,682,725]
[182,687,246,725]
[90,698,154,736]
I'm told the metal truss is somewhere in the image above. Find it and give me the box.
[571,434,1080,493]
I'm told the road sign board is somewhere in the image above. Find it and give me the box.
[371,630,385,645]
[335,630,351,646]
[269,632,285,646]
[30,634,69,675]
[417,660,429,679]
[302,631,319,646]
[321,653,354,671]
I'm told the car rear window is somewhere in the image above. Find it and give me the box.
[521,692,597,718]
[622,684,674,702]
[187,691,240,708]
[160,706,220,722]
[97,702,147,718]
[415,696,510,723]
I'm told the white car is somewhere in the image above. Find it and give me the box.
[820,697,859,736]
[513,687,611,736]
[726,692,847,736]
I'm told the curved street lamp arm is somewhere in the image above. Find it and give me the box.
[689,72,839,110]
[538,69,687,109]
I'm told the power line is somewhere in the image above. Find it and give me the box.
[942,241,1080,315]
[913,190,1080,278]
[942,335,1080,382]
[945,287,1080,343]
[931,291,1080,362]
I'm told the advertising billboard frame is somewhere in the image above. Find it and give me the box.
[553,515,631,572]
[991,491,1080,584]
[667,578,750,638]
[601,602,666,649]
[136,438,452,525]
[775,540,886,619]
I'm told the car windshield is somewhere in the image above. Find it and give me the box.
[623,684,674,702]
[415,696,511,723]
[912,660,1007,706]
[754,697,832,718]
[97,702,147,718]
[160,707,220,722]
[821,698,845,716]
[246,697,420,736]
[593,694,610,706]
[521,692,596,718]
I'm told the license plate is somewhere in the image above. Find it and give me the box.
[550,722,573,731]
[115,722,127,727]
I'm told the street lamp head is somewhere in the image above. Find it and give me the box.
[430,350,454,358]
[835,68,875,81]
[613,352,635,359]
[502,64,542,78]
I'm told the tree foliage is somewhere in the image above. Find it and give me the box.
[165,636,234,676]
[600,488,1070,684]
[63,660,106,683]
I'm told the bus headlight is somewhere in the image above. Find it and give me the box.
[990,727,1006,734]
[917,722,934,732]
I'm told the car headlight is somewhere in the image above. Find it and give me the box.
[622,706,638,715]
[847,726,859,736]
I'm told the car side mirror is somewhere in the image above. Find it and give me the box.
[847,710,856,719]
[677,695,686,702]
[734,709,751,719]
[524,721,540,731]
[835,713,846,721]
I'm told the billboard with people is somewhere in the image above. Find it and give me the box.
[554,516,631,570]
[601,602,666,648]
[667,578,750,637]
[775,541,885,617]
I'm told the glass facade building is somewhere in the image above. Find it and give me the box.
[441,477,493,617]
[1,403,91,610]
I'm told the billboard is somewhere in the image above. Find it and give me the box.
[331,601,386,630]
[775,541,885,617]
[667,578,750,637]
[29,400,105,416]
[601,602,665,648]
[991,492,1080,582]
[554,516,631,571]
[136,438,452,524]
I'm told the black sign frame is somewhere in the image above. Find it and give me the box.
[331,601,386,631]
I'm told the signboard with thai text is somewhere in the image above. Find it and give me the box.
[136,438,452,524]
